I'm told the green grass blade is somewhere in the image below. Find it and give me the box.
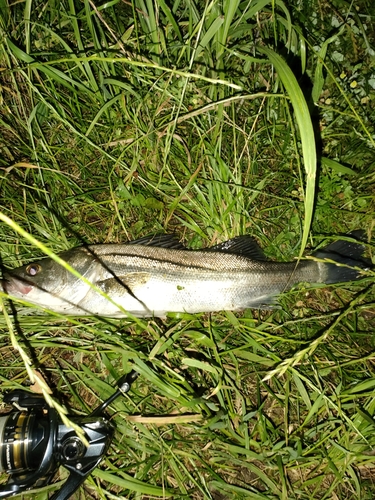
[258,46,317,256]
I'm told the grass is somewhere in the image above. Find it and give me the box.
[0,0,375,498]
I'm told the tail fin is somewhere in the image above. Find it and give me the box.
[314,231,372,284]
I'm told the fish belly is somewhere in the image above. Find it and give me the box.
[126,276,247,316]
[78,272,273,317]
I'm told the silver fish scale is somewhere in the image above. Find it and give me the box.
[72,245,323,316]
[87,244,321,281]
[4,232,362,317]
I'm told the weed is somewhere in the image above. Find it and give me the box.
[0,0,374,498]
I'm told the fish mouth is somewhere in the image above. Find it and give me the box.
[1,274,34,296]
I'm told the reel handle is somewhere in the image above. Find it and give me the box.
[50,370,139,500]
[90,369,139,417]
[49,461,101,500]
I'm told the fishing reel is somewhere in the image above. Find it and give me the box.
[0,370,139,500]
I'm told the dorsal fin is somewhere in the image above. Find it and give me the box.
[316,231,368,262]
[129,234,186,249]
[206,236,268,261]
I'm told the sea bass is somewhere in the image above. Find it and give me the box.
[0,233,370,318]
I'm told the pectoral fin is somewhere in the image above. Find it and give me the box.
[96,272,150,294]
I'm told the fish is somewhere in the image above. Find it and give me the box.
[0,233,371,318]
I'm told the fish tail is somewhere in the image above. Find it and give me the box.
[314,231,372,284]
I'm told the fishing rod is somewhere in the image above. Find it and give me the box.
[0,369,139,500]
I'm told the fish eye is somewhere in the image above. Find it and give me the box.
[26,264,42,276]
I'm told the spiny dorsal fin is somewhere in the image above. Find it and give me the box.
[129,234,186,250]
[207,236,268,261]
